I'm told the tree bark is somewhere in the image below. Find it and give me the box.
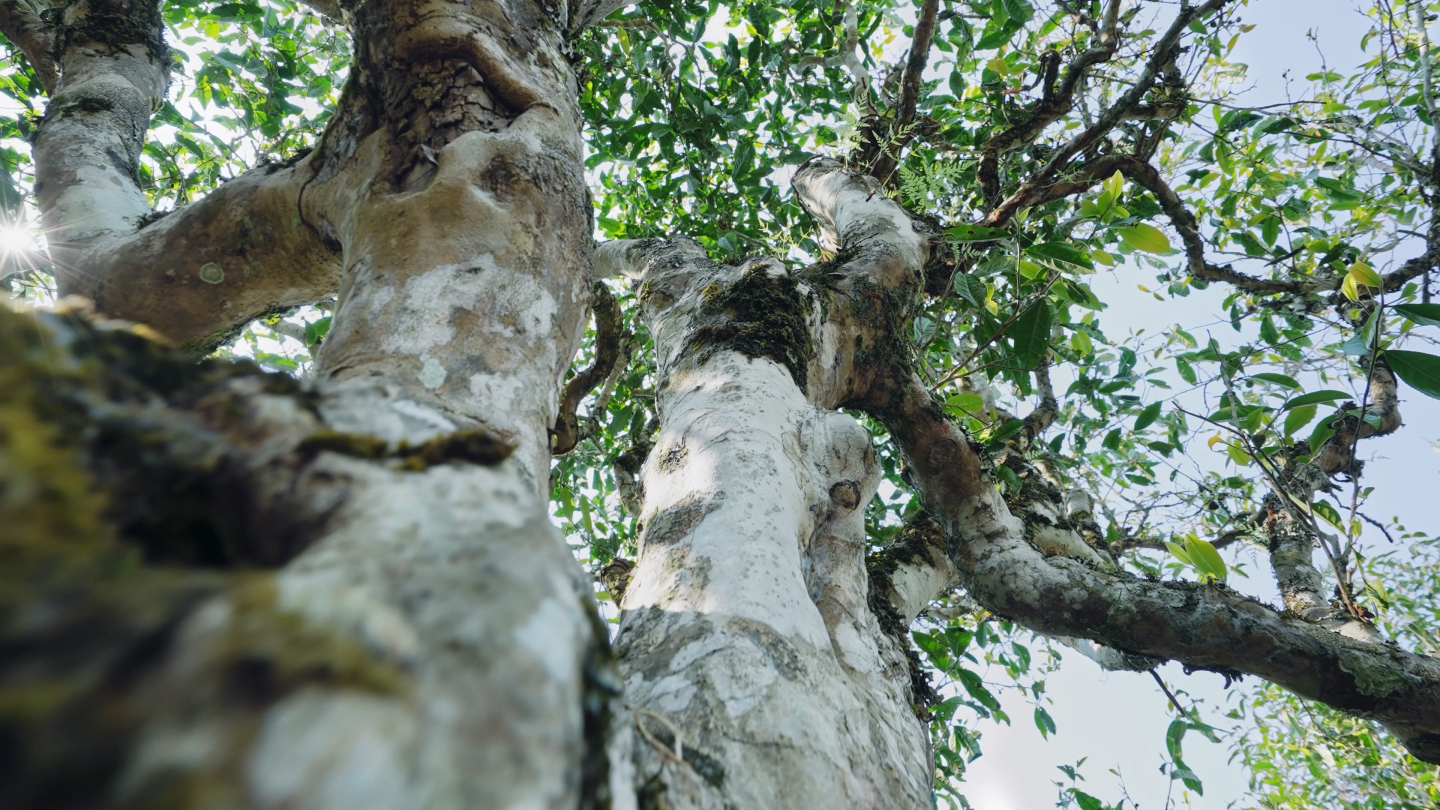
[598,239,932,808]
[9,1,625,808]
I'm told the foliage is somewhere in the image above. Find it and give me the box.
[1235,526,1440,809]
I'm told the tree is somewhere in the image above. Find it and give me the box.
[3,0,1440,807]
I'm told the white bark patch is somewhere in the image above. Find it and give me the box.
[515,597,585,682]
[247,690,418,809]
[275,574,422,664]
[418,355,448,389]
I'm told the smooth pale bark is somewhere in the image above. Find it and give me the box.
[35,1,168,274]
[603,240,932,809]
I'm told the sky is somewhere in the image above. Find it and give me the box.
[961,3,1440,808]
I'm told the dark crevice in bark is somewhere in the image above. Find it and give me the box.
[579,600,623,810]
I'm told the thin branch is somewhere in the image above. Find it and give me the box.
[977,0,1122,206]
[1020,361,1059,441]
[862,0,940,183]
[1150,669,1189,715]
[553,281,624,455]
[1025,0,1234,192]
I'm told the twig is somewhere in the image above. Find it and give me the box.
[1358,511,1397,543]
[633,709,688,768]
[1150,669,1188,715]
[862,0,941,183]
[552,282,624,454]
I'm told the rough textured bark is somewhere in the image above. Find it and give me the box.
[598,239,932,809]
[9,1,621,808]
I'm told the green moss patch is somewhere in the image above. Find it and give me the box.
[686,265,813,392]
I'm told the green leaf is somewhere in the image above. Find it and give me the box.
[1175,358,1197,384]
[1103,428,1121,451]
[1117,223,1172,253]
[954,274,988,308]
[1010,303,1053,368]
[946,223,1009,242]
[1386,349,1440,399]
[1054,279,1104,310]
[1166,718,1188,761]
[1170,762,1204,794]
[1281,390,1352,410]
[1347,260,1381,288]
[956,667,1001,711]
[1311,499,1345,531]
[304,316,332,346]
[1185,535,1227,582]
[1072,791,1104,810]
[988,418,1027,446]
[1259,315,1279,345]
[1166,541,1194,568]
[1033,706,1057,738]
[1341,273,1361,302]
[1283,404,1317,437]
[947,392,986,413]
[1394,302,1440,328]
[996,464,1022,492]
[1308,410,1339,451]
[1104,170,1124,201]
[1134,401,1162,431]
[1026,241,1094,271]
[1250,372,1299,389]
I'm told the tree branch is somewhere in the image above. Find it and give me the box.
[977,153,1324,296]
[63,154,345,349]
[37,0,360,347]
[883,374,1440,763]
[977,0,1122,206]
[860,0,940,183]
[552,281,624,454]
[795,158,1440,764]
[0,0,57,93]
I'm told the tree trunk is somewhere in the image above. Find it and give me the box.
[600,239,933,808]
[9,1,628,808]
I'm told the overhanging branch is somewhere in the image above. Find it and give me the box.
[793,158,1440,764]
[882,375,1440,764]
